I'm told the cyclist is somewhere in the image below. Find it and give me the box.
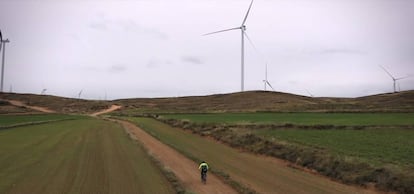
[198,161,209,184]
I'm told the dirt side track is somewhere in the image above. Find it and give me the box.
[115,119,238,194]
[90,105,121,116]
[6,100,55,113]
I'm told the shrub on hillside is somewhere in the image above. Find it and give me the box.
[0,100,10,106]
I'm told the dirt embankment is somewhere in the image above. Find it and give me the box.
[115,119,238,194]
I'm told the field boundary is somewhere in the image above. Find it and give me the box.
[0,118,81,130]
[172,122,414,131]
[156,117,414,194]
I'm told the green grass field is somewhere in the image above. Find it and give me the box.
[255,128,414,167]
[161,112,414,125]
[0,118,174,194]
[162,112,414,167]
[0,114,86,127]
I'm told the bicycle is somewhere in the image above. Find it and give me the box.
[201,170,207,184]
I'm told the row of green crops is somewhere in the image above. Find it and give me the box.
[0,118,174,194]
[160,112,414,126]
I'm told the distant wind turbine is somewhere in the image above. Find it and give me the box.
[0,29,10,93]
[380,65,410,93]
[306,89,314,97]
[204,0,254,92]
[41,89,47,95]
[78,89,83,99]
[263,64,274,91]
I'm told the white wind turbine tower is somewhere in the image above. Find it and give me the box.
[263,64,274,91]
[204,0,254,92]
[380,65,410,93]
[0,29,10,93]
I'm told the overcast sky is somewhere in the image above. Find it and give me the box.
[1,0,413,100]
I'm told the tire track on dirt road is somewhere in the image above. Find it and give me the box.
[115,119,238,194]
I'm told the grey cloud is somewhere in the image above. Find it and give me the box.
[88,13,167,39]
[146,58,173,68]
[89,22,108,31]
[118,19,168,40]
[181,56,203,65]
[89,12,110,31]
[321,48,367,55]
[299,48,367,56]
[109,64,127,73]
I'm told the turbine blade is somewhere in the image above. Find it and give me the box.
[0,29,2,53]
[379,65,395,80]
[241,0,254,26]
[203,27,240,36]
[396,75,411,80]
[306,89,314,97]
[243,31,259,52]
[266,81,274,91]
[244,31,269,64]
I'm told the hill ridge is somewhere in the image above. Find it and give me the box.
[1,90,414,113]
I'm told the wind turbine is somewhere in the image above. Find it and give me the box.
[306,89,314,97]
[204,0,254,92]
[0,30,2,53]
[263,64,274,91]
[0,30,10,93]
[78,89,83,99]
[380,65,410,93]
[41,89,47,95]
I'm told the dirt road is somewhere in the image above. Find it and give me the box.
[6,100,55,113]
[90,105,121,116]
[116,120,238,194]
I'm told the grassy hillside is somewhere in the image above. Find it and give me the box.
[2,90,414,114]
[115,90,414,114]
[0,93,110,114]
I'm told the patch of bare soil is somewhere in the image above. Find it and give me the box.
[115,119,238,194]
